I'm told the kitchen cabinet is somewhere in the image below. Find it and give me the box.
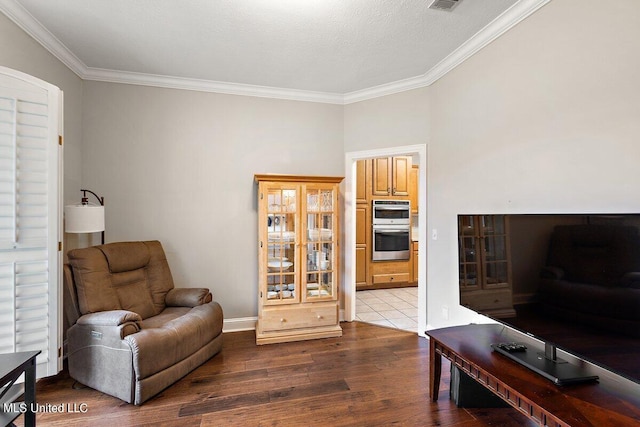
[411,241,419,284]
[355,158,420,290]
[356,159,368,204]
[254,174,343,344]
[355,160,370,290]
[409,165,419,214]
[370,260,411,287]
[372,156,412,197]
[458,215,515,318]
[355,206,368,288]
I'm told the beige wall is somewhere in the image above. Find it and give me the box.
[5,0,640,328]
[1,9,345,322]
[344,87,431,152]
[0,13,89,250]
[81,82,344,318]
[0,13,83,207]
[344,0,640,330]
[427,0,640,328]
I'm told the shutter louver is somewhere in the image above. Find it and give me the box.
[0,67,61,379]
[0,97,49,249]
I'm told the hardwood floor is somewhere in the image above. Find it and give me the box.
[26,322,536,427]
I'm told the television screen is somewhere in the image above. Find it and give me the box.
[458,214,640,384]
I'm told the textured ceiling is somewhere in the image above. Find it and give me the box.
[5,0,538,101]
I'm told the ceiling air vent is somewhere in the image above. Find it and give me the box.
[428,0,461,11]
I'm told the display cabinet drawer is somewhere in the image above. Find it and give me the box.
[461,289,512,310]
[261,303,338,332]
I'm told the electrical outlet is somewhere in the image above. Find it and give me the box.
[432,229,438,240]
[442,305,449,320]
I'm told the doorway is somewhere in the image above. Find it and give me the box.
[343,144,427,337]
[356,287,420,331]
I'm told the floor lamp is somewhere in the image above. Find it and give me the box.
[64,189,105,245]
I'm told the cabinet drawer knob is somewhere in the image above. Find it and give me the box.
[280,318,286,323]
[317,315,323,320]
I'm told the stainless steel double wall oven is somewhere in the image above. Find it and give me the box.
[372,200,411,261]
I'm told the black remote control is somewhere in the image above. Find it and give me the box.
[496,342,527,353]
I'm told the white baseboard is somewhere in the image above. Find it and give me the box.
[513,293,538,305]
[222,317,257,333]
[68,314,339,338]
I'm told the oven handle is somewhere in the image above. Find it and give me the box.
[374,206,409,210]
[373,229,409,234]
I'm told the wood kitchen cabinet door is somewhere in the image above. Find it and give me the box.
[409,165,419,213]
[356,160,368,204]
[371,156,411,197]
[372,157,391,196]
[355,206,368,289]
[391,156,410,196]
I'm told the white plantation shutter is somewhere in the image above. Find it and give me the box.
[0,66,62,379]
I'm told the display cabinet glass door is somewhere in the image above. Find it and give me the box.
[481,215,509,288]
[459,215,479,291]
[458,215,509,290]
[265,186,299,304]
[303,185,337,302]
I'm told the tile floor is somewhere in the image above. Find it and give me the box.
[355,287,418,333]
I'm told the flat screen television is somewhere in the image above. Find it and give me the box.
[458,213,640,385]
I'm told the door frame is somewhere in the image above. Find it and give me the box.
[343,144,427,337]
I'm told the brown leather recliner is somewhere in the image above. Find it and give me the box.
[63,240,223,405]
[538,224,640,337]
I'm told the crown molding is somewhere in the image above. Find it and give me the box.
[82,67,345,104]
[0,0,87,77]
[343,0,551,104]
[1,0,550,105]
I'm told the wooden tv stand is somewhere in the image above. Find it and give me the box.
[426,324,640,427]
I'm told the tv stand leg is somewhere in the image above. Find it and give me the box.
[429,338,442,401]
[545,342,557,361]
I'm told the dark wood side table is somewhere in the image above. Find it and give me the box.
[0,350,40,427]
[426,324,640,427]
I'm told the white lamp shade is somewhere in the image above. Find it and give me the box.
[65,204,105,233]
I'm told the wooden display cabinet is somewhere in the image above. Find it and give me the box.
[254,174,343,344]
[458,215,515,318]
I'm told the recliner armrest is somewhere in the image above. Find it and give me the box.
[540,266,565,280]
[77,310,142,326]
[165,288,212,307]
[76,310,142,339]
[620,272,640,289]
